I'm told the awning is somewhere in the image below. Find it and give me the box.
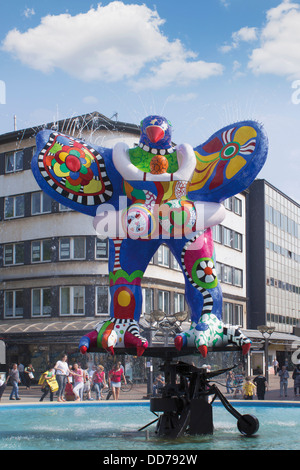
[0,320,299,347]
[0,318,101,344]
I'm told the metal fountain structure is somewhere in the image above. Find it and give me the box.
[92,310,260,439]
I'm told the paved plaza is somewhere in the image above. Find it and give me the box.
[1,373,299,405]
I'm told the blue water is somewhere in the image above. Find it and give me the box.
[0,402,299,450]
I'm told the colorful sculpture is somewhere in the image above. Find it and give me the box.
[31,115,268,357]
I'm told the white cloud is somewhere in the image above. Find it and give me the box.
[23,8,35,18]
[248,1,300,79]
[220,26,258,53]
[2,1,223,90]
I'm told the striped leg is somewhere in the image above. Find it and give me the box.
[79,237,160,356]
[169,230,251,356]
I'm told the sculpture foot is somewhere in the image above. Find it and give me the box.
[198,345,208,358]
[174,314,252,356]
[79,318,148,356]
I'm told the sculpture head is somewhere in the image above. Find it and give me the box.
[139,115,173,151]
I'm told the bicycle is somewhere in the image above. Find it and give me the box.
[121,378,133,392]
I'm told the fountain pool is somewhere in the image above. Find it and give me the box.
[0,401,299,450]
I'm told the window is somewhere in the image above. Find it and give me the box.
[5,150,24,173]
[232,232,242,251]
[223,227,232,247]
[223,302,243,327]
[172,256,181,270]
[157,245,170,267]
[32,192,52,214]
[223,198,232,211]
[174,293,185,313]
[223,302,233,324]
[32,288,52,316]
[60,286,85,315]
[96,286,109,315]
[95,238,108,259]
[233,268,243,287]
[31,240,52,263]
[223,265,233,284]
[4,243,24,265]
[59,203,73,212]
[4,195,24,219]
[212,225,222,244]
[4,290,24,318]
[158,290,170,315]
[234,197,242,216]
[59,237,86,260]
[216,262,222,281]
[143,288,153,315]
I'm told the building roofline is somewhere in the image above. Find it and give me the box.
[256,178,300,208]
[0,111,141,145]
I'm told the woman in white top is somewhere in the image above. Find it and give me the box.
[54,354,71,402]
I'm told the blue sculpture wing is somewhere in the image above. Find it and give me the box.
[188,120,268,202]
[31,130,123,216]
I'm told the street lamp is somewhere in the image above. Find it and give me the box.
[257,325,275,383]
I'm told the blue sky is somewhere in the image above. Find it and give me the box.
[0,0,300,202]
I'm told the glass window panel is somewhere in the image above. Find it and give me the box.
[15,291,23,316]
[15,150,24,171]
[5,153,14,172]
[60,238,70,260]
[15,195,24,217]
[223,227,232,247]
[5,291,13,317]
[42,289,52,315]
[74,286,84,314]
[223,265,233,284]
[144,288,153,314]
[4,245,13,265]
[96,239,108,258]
[234,198,242,215]
[174,293,185,313]
[42,193,52,213]
[61,287,70,314]
[42,239,51,261]
[4,197,14,218]
[32,193,41,214]
[74,238,85,259]
[96,286,109,315]
[32,241,41,262]
[233,269,243,287]
[15,243,24,264]
[32,289,41,316]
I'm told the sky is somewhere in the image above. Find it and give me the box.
[0,0,300,202]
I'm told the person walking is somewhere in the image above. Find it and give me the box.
[71,363,84,401]
[24,363,35,389]
[54,354,71,402]
[253,369,268,400]
[226,371,234,394]
[279,365,289,398]
[8,363,21,400]
[292,364,300,398]
[92,365,107,400]
[273,358,279,375]
[108,363,126,400]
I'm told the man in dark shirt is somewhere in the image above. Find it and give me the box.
[253,369,268,400]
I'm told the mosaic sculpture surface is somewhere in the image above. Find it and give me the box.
[32,115,268,357]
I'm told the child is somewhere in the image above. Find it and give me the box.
[243,376,256,400]
[39,366,58,402]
